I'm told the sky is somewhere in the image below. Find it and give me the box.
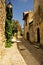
[6,0,34,28]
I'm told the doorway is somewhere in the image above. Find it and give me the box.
[37,28,40,43]
[27,32,29,40]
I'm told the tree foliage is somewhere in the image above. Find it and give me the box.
[12,20,21,35]
[5,19,12,47]
[5,3,12,47]
[12,20,18,35]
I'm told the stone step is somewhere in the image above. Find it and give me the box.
[18,45,26,50]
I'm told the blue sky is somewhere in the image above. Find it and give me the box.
[6,0,34,28]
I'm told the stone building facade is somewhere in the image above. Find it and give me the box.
[0,0,6,48]
[33,0,43,47]
[29,21,34,42]
[23,12,29,40]
[23,11,33,41]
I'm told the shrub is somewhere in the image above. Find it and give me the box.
[5,19,12,47]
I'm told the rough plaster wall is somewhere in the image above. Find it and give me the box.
[0,0,6,54]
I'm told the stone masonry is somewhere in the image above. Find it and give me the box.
[33,0,43,46]
[23,11,33,41]
[0,0,6,52]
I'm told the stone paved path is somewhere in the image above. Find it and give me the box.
[17,38,43,65]
[0,43,27,65]
[18,44,40,65]
[0,37,43,65]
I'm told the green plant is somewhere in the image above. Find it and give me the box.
[5,3,13,47]
[5,39,12,47]
[5,19,12,47]
[12,20,18,35]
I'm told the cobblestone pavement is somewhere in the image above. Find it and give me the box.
[17,38,43,65]
[0,42,27,65]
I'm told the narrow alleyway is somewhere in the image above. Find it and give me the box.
[0,37,43,65]
[17,37,43,65]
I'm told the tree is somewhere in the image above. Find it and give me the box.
[16,20,21,31]
[5,19,12,47]
[12,20,22,35]
[5,2,13,47]
[12,20,18,35]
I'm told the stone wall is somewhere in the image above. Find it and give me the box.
[33,0,43,46]
[29,21,34,42]
[0,0,6,48]
[23,12,28,40]
[23,11,33,41]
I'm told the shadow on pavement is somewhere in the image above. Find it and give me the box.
[17,38,43,65]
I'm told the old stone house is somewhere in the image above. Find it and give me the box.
[23,11,29,40]
[29,20,34,43]
[23,11,34,41]
[33,0,43,47]
[0,0,6,48]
